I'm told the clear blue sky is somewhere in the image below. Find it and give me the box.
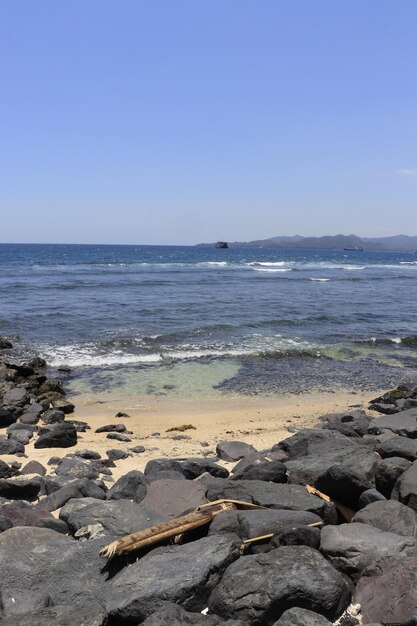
[0,1,416,244]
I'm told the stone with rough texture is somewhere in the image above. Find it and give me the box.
[0,500,67,533]
[320,522,417,581]
[375,456,412,497]
[0,407,16,428]
[391,459,417,512]
[0,527,109,618]
[353,499,417,537]
[357,488,386,509]
[273,607,332,625]
[273,429,354,459]
[142,602,246,625]
[0,602,108,626]
[232,459,287,483]
[41,408,65,424]
[208,545,351,625]
[3,387,29,407]
[0,478,40,500]
[375,436,417,461]
[369,408,417,438]
[354,555,417,625]
[66,498,166,536]
[35,422,77,448]
[0,459,19,479]
[55,456,100,481]
[216,440,257,462]
[140,479,207,517]
[0,436,24,454]
[40,477,106,512]
[220,480,336,524]
[107,535,240,623]
[144,458,183,476]
[180,458,229,479]
[106,469,149,501]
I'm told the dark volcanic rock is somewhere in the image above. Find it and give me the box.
[354,555,417,625]
[41,408,65,424]
[216,440,257,462]
[369,408,417,438]
[0,602,109,626]
[106,469,149,501]
[38,379,65,395]
[144,458,184,476]
[210,508,323,542]
[8,428,33,444]
[130,445,145,454]
[21,460,47,476]
[107,535,239,623]
[273,607,332,625]
[353,499,417,537]
[0,500,67,533]
[95,423,126,433]
[3,387,29,407]
[375,456,412,497]
[320,522,417,581]
[55,456,100,481]
[51,398,75,414]
[0,514,13,531]
[273,428,354,459]
[0,407,16,428]
[142,602,246,625]
[287,446,379,508]
[221,480,337,524]
[72,448,102,460]
[375,436,417,461]
[66,499,166,536]
[232,459,287,483]
[208,545,351,624]
[318,410,371,436]
[0,459,19,479]
[276,525,321,549]
[0,478,40,500]
[106,432,131,442]
[180,458,229,480]
[0,527,108,618]
[0,436,25,454]
[0,337,13,349]
[140,479,207,517]
[357,488,386,509]
[40,477,106,512]
[35,422,77,448]
[391,459,417,512]
[106,448,129,461]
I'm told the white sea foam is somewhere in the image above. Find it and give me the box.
[252,268,292,273]
[308,278,330,282]
[248,261,289,267]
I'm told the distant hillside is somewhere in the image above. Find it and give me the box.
[197,234,417,252]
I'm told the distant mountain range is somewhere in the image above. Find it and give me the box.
[197,234,417,252]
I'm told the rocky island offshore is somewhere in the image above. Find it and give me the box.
[2,339,417,625]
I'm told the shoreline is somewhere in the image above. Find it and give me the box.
[14,387,378,481]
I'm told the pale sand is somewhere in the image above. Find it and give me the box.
[9,388,378,482]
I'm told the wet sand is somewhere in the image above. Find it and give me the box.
[11,388,378,482]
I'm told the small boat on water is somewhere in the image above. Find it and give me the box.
[344,247,364,251]
[215,241,228,249]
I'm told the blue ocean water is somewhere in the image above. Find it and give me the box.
[1,243,417,396]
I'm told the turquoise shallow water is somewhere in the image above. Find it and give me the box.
[1,243,417,396]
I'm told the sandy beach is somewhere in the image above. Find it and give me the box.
[10,388,378,482]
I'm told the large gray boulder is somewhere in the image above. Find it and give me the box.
[208,545,351,624]
[354,555,417,625]
[272,429,354,459]
[391,460,417,512]
[0,436,24,455]
[66,499,166,536]
[320,522,417,581]
[220,480,337,524]
[54,456,100,481]
[106,469,149,501]
[273,607,332,625]
[216,441,257,462]
[0,527,109,619]
[375,436,417,461]
[0,602,108,626]
[40,477,106,512]
[140,479,207,518]
[353,499,417,538]
[141,602,246,625]
[35,422,77,448]
[106,535,240,623]
[3,387,29,407]
[375,456,411,497]
[369,408,417,438]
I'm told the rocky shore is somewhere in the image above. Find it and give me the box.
[2,338,417,625]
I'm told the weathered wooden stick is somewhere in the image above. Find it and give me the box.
[100,501,237,559]
[306,484,355,522]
